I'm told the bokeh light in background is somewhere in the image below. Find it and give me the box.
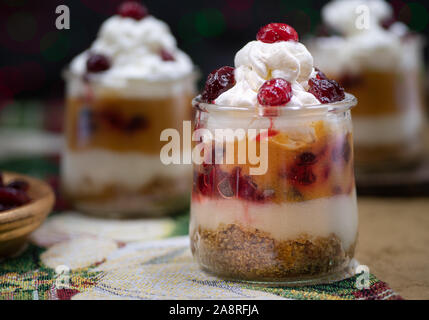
[0,0,428,101]
[178,12,203,44]
[405,2,429,32]
[280,0,320,35]
[6,11,37,43]
[195,8,225,38]
[80,0,124,15]
[40,32,71,62]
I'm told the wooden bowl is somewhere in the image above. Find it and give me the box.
[0,172,55,259]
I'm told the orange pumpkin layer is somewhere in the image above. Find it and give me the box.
[66,93,193,154]
[193,120,354,204]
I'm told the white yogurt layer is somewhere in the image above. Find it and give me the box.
[353,109,424,146]
[191,192,358,251]
[62,149,190,194]
[69,15,194,92]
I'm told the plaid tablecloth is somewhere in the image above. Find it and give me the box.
[0,102,403,300]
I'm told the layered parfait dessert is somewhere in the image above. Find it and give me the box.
[191,23,359,283]
[62,2,195,217]
[308,0,426,171]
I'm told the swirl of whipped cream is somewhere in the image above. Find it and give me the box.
[215,40,319,107]
[323,0,392,36]
[309,0,418,75]
[70,15,193,83]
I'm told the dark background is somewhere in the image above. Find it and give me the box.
[0,0,428,103]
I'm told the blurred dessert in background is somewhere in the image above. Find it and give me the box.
[190,23,358,283]
[307,0,426,172]
[62,2,196,217]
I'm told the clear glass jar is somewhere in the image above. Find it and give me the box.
[190,94,359,285]
[309,36,426,172]
[61,71,196,218]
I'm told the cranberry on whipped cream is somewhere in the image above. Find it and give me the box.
[117,1,148,20]
[209,23,345,107]
[70,3,193,85]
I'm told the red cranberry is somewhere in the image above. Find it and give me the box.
[0,188,30,206]
[117,1,148,20]
[255,129,279,141]
[197,173,212,196]
[195,164,269,203]
[197,164,218,196]
[160,49,175,61]
[257,78,292,106]
[99,110,125,130]
[86,54,111,73]
[308,78,345,104]
[7,180,30,192]
[256,23,299,43]
[228,167,267,202]
[381,17,396,30]
[315,68,328,80]
[287,166,317,186]
[201,66,236,103]
[124,116,148,133]
[297,152,317,166]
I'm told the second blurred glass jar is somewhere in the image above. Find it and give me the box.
[62,71,196,218]
[309,36,426,172]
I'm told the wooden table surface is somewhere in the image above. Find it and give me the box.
[356,197,429,300]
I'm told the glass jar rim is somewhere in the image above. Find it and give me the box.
[193,93,357,117]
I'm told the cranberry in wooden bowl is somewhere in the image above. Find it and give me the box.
[0,172,54,258]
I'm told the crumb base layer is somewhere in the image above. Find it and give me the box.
[191,224,356,283]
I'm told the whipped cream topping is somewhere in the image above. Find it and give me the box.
[323,0,392,36]
[215,40,320,107]
[70,15,193,84]
[308,0,420,75]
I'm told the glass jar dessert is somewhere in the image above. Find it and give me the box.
[190,23,359,285]
[62,2,196,218]
[307,0,426,172]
